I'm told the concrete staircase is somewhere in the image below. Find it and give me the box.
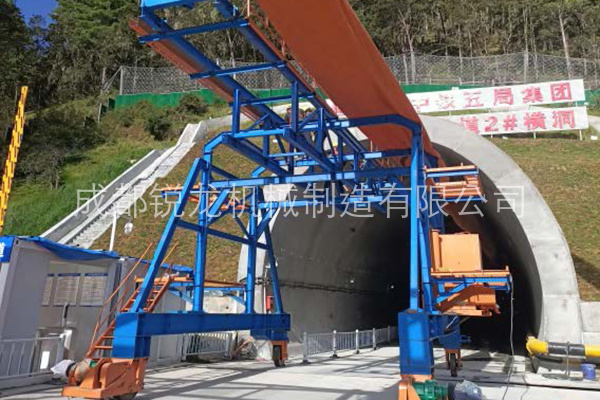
[42,122,207,248]
[65,143,194,248]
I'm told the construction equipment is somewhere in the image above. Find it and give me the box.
[0,86,28,234]
[63,1,511,399]
[62,243,246,399]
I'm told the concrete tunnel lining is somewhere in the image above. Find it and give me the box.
[237,116,583,346]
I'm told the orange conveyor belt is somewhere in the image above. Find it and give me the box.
[132,0,441,164]
[256,0,442,164]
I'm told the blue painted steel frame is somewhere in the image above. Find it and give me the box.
[117,0,509,376]
[119,0,427,360]
[113,313,290,358]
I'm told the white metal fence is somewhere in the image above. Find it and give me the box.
[300,326,397,362]
[182,331,234,359]
[180,326,397,363]
[0,336,65,381]
[0,327,395,383]
[117,52,600,95]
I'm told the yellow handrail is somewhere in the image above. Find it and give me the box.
[0,86,28,234]
[526,336,600,359]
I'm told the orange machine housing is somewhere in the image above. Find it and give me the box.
[430,231,482,273]
[430,230,510,317]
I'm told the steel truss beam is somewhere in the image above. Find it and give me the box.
[139,19,249,43]
[141,0,206,11]
[162,166,410,191]
[138,12,284,127]
[116,104,425,358]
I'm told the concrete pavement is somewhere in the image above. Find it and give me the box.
[2,346,600,400]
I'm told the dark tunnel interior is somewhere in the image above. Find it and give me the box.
[270,147,537,354]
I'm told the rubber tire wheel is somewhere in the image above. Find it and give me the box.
[110,393,137,400]
[273,345,285,368]
[449,353,458,378]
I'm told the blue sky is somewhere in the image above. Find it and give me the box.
[16,0,57,23]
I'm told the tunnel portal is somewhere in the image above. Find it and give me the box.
[257,117,583,349]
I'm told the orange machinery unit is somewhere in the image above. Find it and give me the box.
[430,230,510,317]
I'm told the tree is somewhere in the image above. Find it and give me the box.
[18,101,102,188]
[0,1,30,132]
[46,0,149,101]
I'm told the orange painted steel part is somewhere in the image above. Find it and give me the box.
[272,341,288,358]
[271,340,288,367]
[430,230,510,317]
[129,15,334,123]
[61,358,146,399]
[129,19,266,122]
[398,381,422,400]
[444,349,462,369]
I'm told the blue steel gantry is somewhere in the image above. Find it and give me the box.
[63,1,511,399]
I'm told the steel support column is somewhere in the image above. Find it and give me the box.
[408,129,421,311]
[245,187,258,313]
[131,158,203,312]
[193,153,212,312]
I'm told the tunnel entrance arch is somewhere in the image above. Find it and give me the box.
[245,117,583,349]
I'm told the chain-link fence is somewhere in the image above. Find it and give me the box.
[118,59,291,95]
[388,53,600,88]
[118,52,600,95]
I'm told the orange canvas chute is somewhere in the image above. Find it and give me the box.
[255,0,441,164]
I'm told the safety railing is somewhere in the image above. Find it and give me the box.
[0,335,65,380]
[300,326,397,362]
[182,331,234,359]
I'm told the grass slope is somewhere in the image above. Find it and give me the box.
[93,135,600,300]
[92,127,257,282]
[3,94,230,237]
[492,138,600,300]
[4,138,170,236]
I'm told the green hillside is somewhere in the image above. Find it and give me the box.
[92,125,258,283]
[492,138,600,301]
[89,134,600,301]
[3,95,228,236]
[2,0,600,299]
